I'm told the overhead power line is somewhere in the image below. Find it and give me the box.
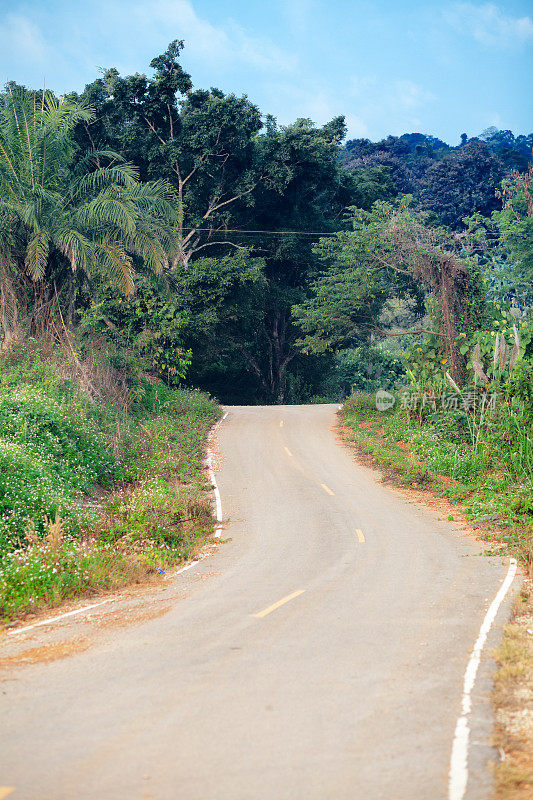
[178,227,339,236]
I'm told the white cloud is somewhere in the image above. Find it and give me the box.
[349,75,434,111]
[0,0,297,89]
[264,82,368,138]
[484,111,503,128]
[444,3,533,46]
[226,21,297,73]
[344,75,435,136]
[349,75,377,97]
[344,112,368,138]
[272,74,434,142]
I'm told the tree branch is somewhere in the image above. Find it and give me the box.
[203,183,257,219]
[143,116,166,146]
[190,240,248,255]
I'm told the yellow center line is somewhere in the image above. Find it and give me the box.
[253,590,306,618]
[284,446,293,457]
[279,420,284,427]
[320,483,335,496]
[0,789,15,799]
[356,529,366,543]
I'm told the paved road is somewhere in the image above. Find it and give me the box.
[0,404,518,800]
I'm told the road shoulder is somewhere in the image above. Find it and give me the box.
[336,408,532,799]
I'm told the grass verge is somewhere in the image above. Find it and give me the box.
[340,393,533,567]
[0,340,221,625]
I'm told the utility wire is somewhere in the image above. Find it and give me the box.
[178,227,340,236]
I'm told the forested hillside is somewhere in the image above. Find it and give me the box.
[341,128,532,229]
[1,39,530,407]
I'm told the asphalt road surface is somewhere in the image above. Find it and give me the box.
[0,404,518,800]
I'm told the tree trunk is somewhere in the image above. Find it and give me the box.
[0,261,23,350]
[231,310,297,404]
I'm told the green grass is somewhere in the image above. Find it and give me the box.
[0,341,221,623]
[341,392,533,568]
[0,385,117,553]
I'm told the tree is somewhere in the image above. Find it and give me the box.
[0,86,178,345]
[418,141,504,229]
[293,199,484,384]
[493,166,533,284]
[81,250,266,390]
[342,140,411,194]
[72,41,263,267]
[221,115,357,402]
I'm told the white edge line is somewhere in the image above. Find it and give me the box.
[7,557,207,637]
[206,411,228,538]
[174,559,200,575]
[7,413,231,638]
[448,557,518,800]
[7,598,116,636]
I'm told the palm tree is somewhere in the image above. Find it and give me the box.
[0,86,179,345]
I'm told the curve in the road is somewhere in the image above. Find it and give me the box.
[1,403,519,800]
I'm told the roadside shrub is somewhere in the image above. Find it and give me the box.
[342,392,378,414]
[0,390,116,554]
[98,477,212,553]
[120,388,220,482]
[0,439,71,553]
[0,386,116,490]
[335,346,405,394]
[0,532,179,621]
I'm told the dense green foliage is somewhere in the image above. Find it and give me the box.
[0,342,220,621]
[0,386,115,552]
[325,347,405,396]
[2,42,530,403]
[493,168,533,285]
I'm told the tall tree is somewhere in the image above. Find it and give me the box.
[293,199,484,384]
[217,115,356,402]
[493,166,533,284]
[72,41,263,266]
[418,141,504,229]
[0,86,178,345]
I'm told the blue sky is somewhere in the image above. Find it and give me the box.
[0,0,531,144]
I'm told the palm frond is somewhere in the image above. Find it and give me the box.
[64,163,140,207]
[21,201,41,232]
[19,101,36,189]
[25,230,49,280]
[94,238,135,294]
[41,93,93,140]
[72,149,125,175]
[75,191,139,235]
[56,228,93,274]
[122,225,168,274]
